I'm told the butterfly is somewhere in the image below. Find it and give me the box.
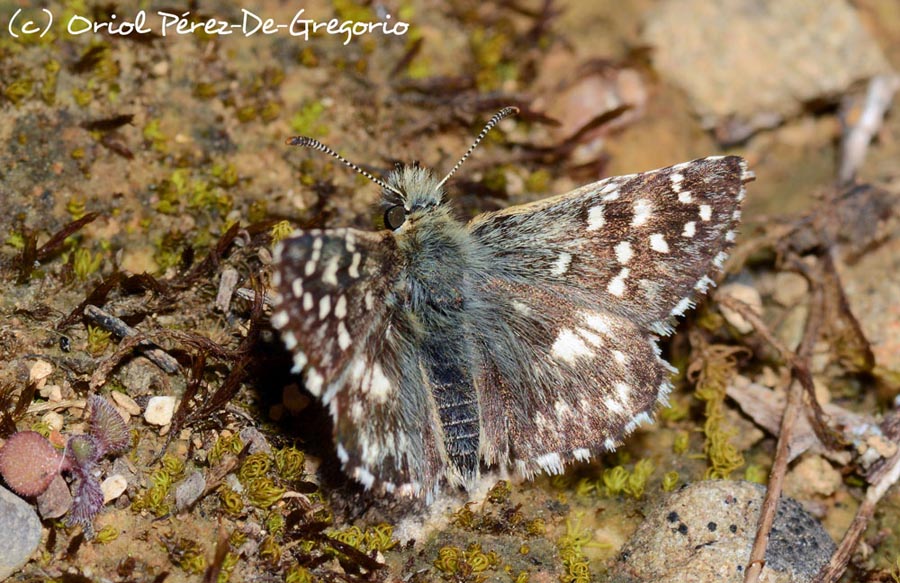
[269,107,753,499]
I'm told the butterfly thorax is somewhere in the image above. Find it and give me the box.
[384,168,482,485]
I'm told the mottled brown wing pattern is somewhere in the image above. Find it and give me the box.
[469,156,752,335]
[271,228,447,497]
[468,156,752,474]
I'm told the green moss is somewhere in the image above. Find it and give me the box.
[744,464,767,484]
[273,446,305,482]
[285,565,317,583]
[41,60,60,105]
[73,248,102,281]
[218,486,244,516]
[5,231,25,250]
[557,515,594,583]
[259,535,282,564]
[206,434,244,466]
[601,465,629,497]
[86,324,112,355]
[166,538,206,574]
[290,101,328,138]
[66,197,87,220]
[239,452,271,484]
[95,525,119,543]
[662,471,680,492]
[624,458,654,499]
[673,431,690,454]
[693,345,746,478]
[270,221,294,245]
[246,477,285,508]
[4,76,34,105]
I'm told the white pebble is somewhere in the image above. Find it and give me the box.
[101,474,129,504]
[718,283,762,334]
[111,391,142,416]
[29,360,53,387]
[143,396,177,426]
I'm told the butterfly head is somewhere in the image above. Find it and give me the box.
[285,106,518,232]
[380,164,446,231]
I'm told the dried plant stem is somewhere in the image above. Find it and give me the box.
[740,280,823,583]
[812,449,900,583]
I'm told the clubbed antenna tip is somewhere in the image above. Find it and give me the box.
[437,106,519,189]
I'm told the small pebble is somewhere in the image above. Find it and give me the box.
[29,360,53,387]
[175,471,207,511]
[41,411,64,432]
[36,475,72,519]
[718,283,762,334]
[101,474,129,504]
[111,392,141,416]
[0,485,43,580]
[143,396,176,426]
[39,384,63,402]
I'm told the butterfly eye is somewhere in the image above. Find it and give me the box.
[385,205,406,230]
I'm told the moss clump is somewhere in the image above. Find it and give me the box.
[689,345,747,478]
[86,324,112,356]
[95,525,119,543]
[219,486,244,516]
[662,471,680,492]
[270,221,294,245]
[557,515,594,583]
[290,101,328,138]
[273,446,305,481]
[73,248,102,281]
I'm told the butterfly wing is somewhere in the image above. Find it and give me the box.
[466,156,752,474]
[271,229,447,497]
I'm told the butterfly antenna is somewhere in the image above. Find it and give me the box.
[285,136,403,196]
[437,106,519,189]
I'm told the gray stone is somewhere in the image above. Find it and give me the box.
[643,0,893,142]
[0,485,43,580]
[610,480,835,583]
[175,471,207,512]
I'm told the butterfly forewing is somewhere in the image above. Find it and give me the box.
[469,156,751,335]
[467,156,751,473]
[271,228,448,497]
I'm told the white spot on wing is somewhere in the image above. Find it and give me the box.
[535,452,564,474]
[306,367,323,396]
[573,448,591,462]
[322,256,339,286]
[682,221,696,238]
[303,292,313,311]
[334,295,347,319]
[291,351,307,373]
[271,311,289,329]
[699,204,712,221]
[613,350,626,364]
[552,329,593,363]
[671,297,692,316]
[670,172,684,192]
[607,268,629,297]
[304,260,316,276]
[551,252,572,276]
[714,251,728,268]
[337,321,351,350]
[336,444,349,463]
[292,279,303,297]
[649,233,670,253]
[615,382,631,402]
[583,312,612,334]
[587,205,605,231]
[354,467,375,489]
[678,190,693,203]
[364,290,374,310]
[348,252,361,278]
[282,330,297,350]
[318,295,331,320]
[615,241,633,264]
[632,199,652,227]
